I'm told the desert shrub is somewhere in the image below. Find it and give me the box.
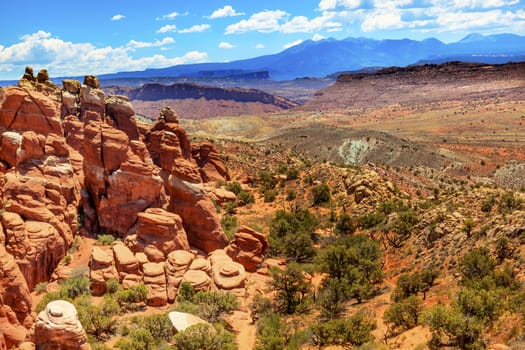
[463,218,475,237]
[114,284,147,311]
[269,265,311,315]
[237,190,255,206]
[391,267,439,302]
[319,235,383,304]
[77,297,119,340]
[258,170,277,191]
[174,286,239,323]
[255,314,309,350]
[268,209,318,262]
[286,189,297,201]
[481,195,495,213]
[358,212,386,229]
[264,189,277,203]
[334,212,356,235]
[173,323,236,350]
[220,214,238,241]
[317,277,349,319]
[225,181,242,195]
[105,278,121,294]
[384,296,422,335]
[177,282,196,302]
[459,247,496,289]
[97,234,116,246]
[423,303,485,350]
[310,312,376,348]
[312,183,331,205]
[499,191,522,213]
[34,282,48,295]
[285,167,299,180]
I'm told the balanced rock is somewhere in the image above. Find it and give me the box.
[226,226,268,272]
[30,300,90,350]
[105,95,140,140]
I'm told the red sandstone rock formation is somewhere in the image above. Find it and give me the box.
[192,142,230,183]
[29,300,90,350]
[81,121,165,235]
[226,226,269,272]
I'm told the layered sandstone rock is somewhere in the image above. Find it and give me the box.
[209,250,246,292]
[81,121,165,235]
[143,262,167,306]
[105,95,140,141]
[168,176,228,253]
[0,245,31,347]
[133,208,190,262]
[113,243,142,288]
[0,87,62,135]
[89,246,118,295]
[192,142,230,183]
[226,226,268,272]
[165,250,193,303]
[0,87,81,292]
[61,80,81,118]
[30,300,90,350]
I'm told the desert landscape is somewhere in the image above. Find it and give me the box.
[0,57,524,349]
[1,2,525,348]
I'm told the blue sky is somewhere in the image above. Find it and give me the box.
[0,0,524,79]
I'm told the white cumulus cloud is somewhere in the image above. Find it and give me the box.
[157,24,177,33]
[226,10,287,34]
[126,37,175,49]
[319,0,361,10]
[255,43,265,49]
[111,14,125,21]
[219,41,235,49]
[156,11,180,20]
[283,39,304,49]
[0,30,207,79]
[313,33,326,41]
[209,5,245,19]
[178,24,211,33]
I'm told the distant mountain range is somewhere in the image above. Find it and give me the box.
[99,33,525,81]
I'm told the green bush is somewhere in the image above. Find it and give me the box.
[312,183,331,205]
[269,209,319,262]
[269,265,310,315]
[173,323,236,350]
[225,181,242,195]
[237,190,255,206]
[255,314,309,350]
[105,278,121,294]
[264,189,277,203]
[34,281,48,295]
[481,195,495,213]
[114,284,148,311]
[384,296,422,335]
[220,214,238,241]
[285,189,296,201]
[459,247,496,289]
[335,212,356,235]
[97,234,116,246]
[174,287,239,323]
[310,312,376,348]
